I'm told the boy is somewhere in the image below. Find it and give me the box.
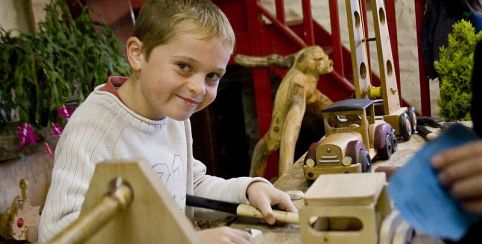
[38,0,297,243]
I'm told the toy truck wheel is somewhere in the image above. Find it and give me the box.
[407,107,417,134]
[359,149,371,172]
[377,134,393,160]
[398,113,412,141]
[389,129,397,153]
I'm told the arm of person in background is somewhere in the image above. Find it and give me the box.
[431,140,482,214]
[432,1,482,216]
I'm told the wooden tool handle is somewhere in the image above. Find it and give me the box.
[236,204,299,224]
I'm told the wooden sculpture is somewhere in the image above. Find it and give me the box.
[0,179,40,242]
[236,46,334,177]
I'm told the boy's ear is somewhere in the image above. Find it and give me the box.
[126,37,143,71]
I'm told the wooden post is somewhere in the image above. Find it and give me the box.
[371,0,402,115]
[345,0,373,99]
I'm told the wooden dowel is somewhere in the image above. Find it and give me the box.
[49,178,133,244]
[236,204,299,224]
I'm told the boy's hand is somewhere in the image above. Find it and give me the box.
[432,140,482,214]
[197,226,252,244]
[246,181,298,225]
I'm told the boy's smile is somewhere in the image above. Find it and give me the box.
[177,94,202,106]
[120,32,232,121]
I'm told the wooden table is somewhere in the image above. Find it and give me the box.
[221,134,443,243]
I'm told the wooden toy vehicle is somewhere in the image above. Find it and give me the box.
[345,0,417,141]
[303,98,396,181]
[301,173,414,244]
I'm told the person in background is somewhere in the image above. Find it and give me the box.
[430,1,482,243]
[422,0,473,80]
[422,0,482,81]
[431,41,482,217]
[38,1,297,243]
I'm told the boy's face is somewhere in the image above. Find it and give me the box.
[130,33,231,121]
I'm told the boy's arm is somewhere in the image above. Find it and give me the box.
[184,119,270,203]
[38,117,110,243]
[191,158,270,203]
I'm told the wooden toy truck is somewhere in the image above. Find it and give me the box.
[345,0,417,141]
[301,173,414,244]
[303,99,396,181]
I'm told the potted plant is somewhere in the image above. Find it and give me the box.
[434,19,482,121]
[0,0,130,160]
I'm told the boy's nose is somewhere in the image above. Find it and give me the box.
[187,76,206,96]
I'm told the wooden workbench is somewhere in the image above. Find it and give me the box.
[198,134,443,243]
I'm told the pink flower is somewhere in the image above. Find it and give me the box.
[16,123,38,151]
[50,123,64,137]
[56,105,74,120]
[44,142,54,158]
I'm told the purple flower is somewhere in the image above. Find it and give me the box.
[44,142,54,158]
[16,123,38,151]
[57,105,74,120]
[50,123,64,137]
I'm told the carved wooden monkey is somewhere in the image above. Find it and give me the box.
[236,46,334,177]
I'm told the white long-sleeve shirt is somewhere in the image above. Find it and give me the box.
[38,78,267,243]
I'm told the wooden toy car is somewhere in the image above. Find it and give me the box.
[303,99,396,180]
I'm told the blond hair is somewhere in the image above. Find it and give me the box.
[133,0,235,60]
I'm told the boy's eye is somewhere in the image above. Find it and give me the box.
[206,72,221,83]
[177,63,191,73]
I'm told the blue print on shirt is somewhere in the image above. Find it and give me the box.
[151,155,186,206]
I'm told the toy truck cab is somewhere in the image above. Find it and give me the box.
[303,99,396,181]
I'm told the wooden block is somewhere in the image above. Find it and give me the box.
[300,204,379,244]
[301,173,390,244]
[303,173,386,206]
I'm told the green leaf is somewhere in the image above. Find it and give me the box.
[0,0,129,131]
